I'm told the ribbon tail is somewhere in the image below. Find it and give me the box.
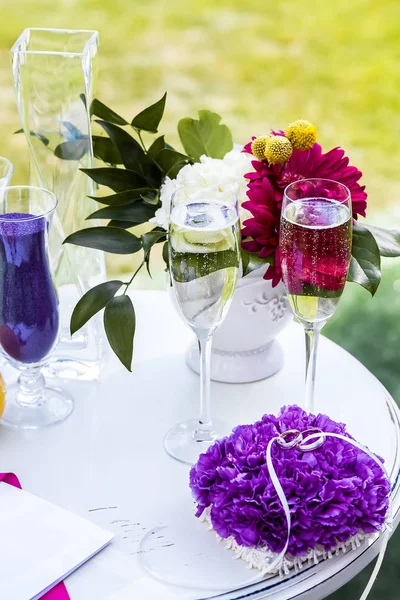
[262,437,291,574]
[300,432,392,600]
[359,525,391,600]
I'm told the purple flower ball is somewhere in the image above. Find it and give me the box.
[189,405,390,556]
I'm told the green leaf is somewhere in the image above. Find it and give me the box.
[147,135,166,160]
[131,92,167,133]
[162,241,169,268]
[348,221,381,295]
[143,163,163,189]
[108,220,135,229]
[156,148,191,178]
[171,249,239,283]
[141,190,159,205]
[142,229,167,277]
[15,129,50,146]
[104,295,135,371]
[363,224,400,258]
[70,280,123,335]
[91,99,128,126]
[92,135,123,164]
[54,138,89,160]
[87,202,156,224]
[81,167,147,192]
[31,131,50,146]
[178,110,233,161]
[241,248,273,277]
[80,93,88,109]
[64,227,142,254]
[89,189,152,206]
[142,229,167,250]
[95,120,148,173]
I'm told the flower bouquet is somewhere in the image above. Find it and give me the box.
[58,96,397,596]
[61,95,400,370]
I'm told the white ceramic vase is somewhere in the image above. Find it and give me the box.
[186,269,293,383]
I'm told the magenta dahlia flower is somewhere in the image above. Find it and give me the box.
[241,135,367,286]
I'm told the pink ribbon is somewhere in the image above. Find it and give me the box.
[0,472,71,600]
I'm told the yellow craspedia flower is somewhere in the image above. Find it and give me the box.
[264,136,293,165]
[285,120,317,151]
[251,136,270,161]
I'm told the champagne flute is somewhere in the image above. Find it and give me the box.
[279,178,352,413]
[0,186,73,429]
[166,189,240,464]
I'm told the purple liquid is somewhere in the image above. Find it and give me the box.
[0,213,59,364]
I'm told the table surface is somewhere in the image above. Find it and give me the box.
[0,290,399,600]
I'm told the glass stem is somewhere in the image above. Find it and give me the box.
[16,366,45,408]
[304,325,321,414]
[194,334,213,442]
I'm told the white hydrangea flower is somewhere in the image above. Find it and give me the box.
[151,144,254,230]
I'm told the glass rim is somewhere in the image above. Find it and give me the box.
[171,184,239,205]
[284,177,351,204]
[0,186,58,222]
[0,157,14,177]
[10,28,99,57]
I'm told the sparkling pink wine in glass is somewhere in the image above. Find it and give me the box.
[280,197,352,324]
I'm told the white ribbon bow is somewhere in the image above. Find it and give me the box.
[263,428,392,600]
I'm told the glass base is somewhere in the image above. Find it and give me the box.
[58,327,88,351]
[43,357,100,381]
[139,511,263,592]
[164,418,231,465]
[1,383,73,430]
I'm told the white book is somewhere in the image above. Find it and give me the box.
[0,482,114,600]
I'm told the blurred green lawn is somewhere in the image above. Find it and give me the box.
[0,0,399,597]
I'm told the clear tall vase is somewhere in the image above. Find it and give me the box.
[11,28,106,380]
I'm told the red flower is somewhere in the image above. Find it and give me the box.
[241,137,367,286]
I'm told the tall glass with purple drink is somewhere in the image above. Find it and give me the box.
[0,187,73,429]
[279,179,352,413]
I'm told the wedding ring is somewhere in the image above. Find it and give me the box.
[276,429,303,449]
[298,428,326,452]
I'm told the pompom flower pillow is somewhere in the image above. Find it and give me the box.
[190,406,390,575]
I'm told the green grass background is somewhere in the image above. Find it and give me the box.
[1,0,400,597]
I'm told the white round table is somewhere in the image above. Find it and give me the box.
[0,290,399,600]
